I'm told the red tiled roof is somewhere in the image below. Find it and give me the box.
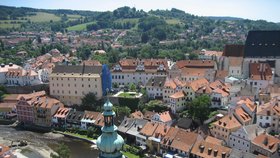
[140,122,159,136]
[249,63,272,81]
[176,60,215,69]
[54,107,70,118]
[158,111,172,122]
[252,133,280,153]
[170,91,186,99]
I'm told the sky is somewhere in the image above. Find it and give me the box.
[0,0,280,23]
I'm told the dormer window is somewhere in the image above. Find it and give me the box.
[114,64,122,71]
[157,64,165,71]
[136,64,145,71]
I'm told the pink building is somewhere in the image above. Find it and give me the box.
[16,91,46,125]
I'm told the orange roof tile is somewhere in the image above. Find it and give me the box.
[158,111,172,122]
[153,124,170,139]
[130,110,144,119]
[189,78,209,91]
[212,115,241,130]
[170,91,186,99]
[54,107,70,118]
[249,63,272,81]
[234,107,252,124]
[140,122,159,136]
[176,60,215,69]
[215,70,228,79]
[205,136,223,145]
[181,68,207,77]
[252,133,280,153]
[191,140,231,158]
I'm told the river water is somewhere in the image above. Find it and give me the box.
[0,125,99,158]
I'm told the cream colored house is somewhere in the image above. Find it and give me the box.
[49,65,103,105]
[211,115,242,143]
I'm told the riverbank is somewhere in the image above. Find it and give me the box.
[0,125,99,158]
[53,130,96,144]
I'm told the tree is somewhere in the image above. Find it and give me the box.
[37,35,41,44]
[81,92,100,111]
[141,32,149,43]
[188,95,211,123]
[50,143,70,158]
[113,106,131,117]
[139,100,169,113]
[0,40,4,51]
[188,52,199,60]
[129,83,136,92]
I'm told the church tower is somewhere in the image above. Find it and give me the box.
[96,93,124,158]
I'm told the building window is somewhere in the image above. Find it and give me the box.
[88,78,90,81]
[75,91,77,94]
[89,85,91,88]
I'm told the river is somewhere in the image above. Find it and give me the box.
[0,125,99,158]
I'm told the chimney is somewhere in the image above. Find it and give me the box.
[214,149,218,157]
[199,145,205,153]
[263,136,268,146]
[208,148,212,155]
[221,152,226,158]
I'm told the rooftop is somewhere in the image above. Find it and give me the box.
[170,91,186,99]
[146,76,166,87]
[212,115,242,130]
[52,65,102,74]
[176,60,215,69]
[191,139,231,158]
[249,63,272,81]
[252,133,280,153]
[223,44,244,57]
[244,30,280,57]
[54,107,70,118]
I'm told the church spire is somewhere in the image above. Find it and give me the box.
[96,92,124,158]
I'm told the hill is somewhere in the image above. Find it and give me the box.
[0,5,280,52]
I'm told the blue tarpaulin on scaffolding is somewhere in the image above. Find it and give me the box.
[101,64,112,96]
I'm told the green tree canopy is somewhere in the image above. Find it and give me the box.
[188,95,211,123]
[50,143,70,158]
[139,100,169,113]
[188,52,199,60]
[81,92,101,111]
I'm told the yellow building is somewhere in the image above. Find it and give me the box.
[50,65,103,105]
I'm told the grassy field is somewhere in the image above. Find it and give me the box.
[165,18,182,25]
[115,18,139,24]
[0,23,21,29]
[67,14,83,21]
[25,12,61,22]
[67,21,96,31]
[0,12,61,28]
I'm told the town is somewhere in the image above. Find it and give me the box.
[0,2,280,158]
[0,29,280,158]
